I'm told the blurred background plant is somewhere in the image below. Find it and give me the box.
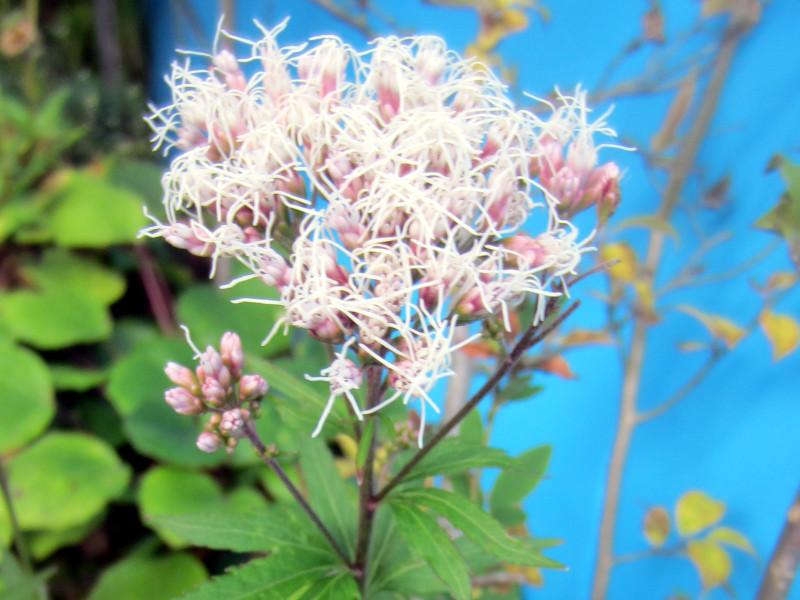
[0,1,798,599]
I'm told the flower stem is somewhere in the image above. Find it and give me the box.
[241,422,352,567]
[353,364,383,595]
[374,298,579,504]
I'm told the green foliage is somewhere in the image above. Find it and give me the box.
[4,432,130,531]
[87,552,208,600]
[0,344,55,453]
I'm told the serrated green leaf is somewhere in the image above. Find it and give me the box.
[0,344,55,453]
[393,487,562,570]
[148,508,320,554]
[8,432,130,530]
[0,288,111,349]
[87,552,207,600]
[402,439,522,481]
[179,554,339,600]
[299,438,358,560]
[489,445,551,515]
[294,571,359,600]
[389,502,471,600]
[249,356,349,437]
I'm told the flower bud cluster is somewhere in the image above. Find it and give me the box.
[146,22,624,442]
[164,331,269,453]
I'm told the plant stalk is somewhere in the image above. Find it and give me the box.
[374,298,579,504]
[755,480,800,600]
[589,18,751,600]
[241,422,352,567]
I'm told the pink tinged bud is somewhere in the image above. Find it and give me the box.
[376,67,400,122]
[164,361,197,390]
[214,49,247,91]
[177,125,207,150]
[197,431,223,453]
[326,204,366,249]
[504,235,548,269]
[220,332,244,379]
[585,162,621,223]
[199,347,225,384]
[220,408,245,434]
[239,374,269,401]
[309,316,347,344]
[165,387,205,416]
[201,377,228,407]
[164,224,213,257]
[257,252,290,288]
[535,138,565,187]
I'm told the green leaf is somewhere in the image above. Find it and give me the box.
[0,551,54,600]
[489,445,551,515]
[393,487,563,570]
[496,375,544,404]
[389,501,471,600]
[294,571,359,600]
[148,507,320,554]
[299,438,358,559]
[106,336,225,467]
[755,157,800,271]
[0,344,55,453]
[0,288,111,349]
[88,552,207,600]
[137,467,226,548]
[29,515,103,560]
[179,554,341,600]
[403,439,522,481]
[8,432,130,530]
[49,364,107,392]
[458,408,484,444]
[675,491,725,537]
[42,172,147,247]
[19,249,126,306]
[250,356,349,437]
[176,283,289,359]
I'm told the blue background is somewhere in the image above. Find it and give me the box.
[146,1,800,598]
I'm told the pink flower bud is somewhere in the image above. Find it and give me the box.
[201,377,228,407]
[504,235,548,269]
[165,387,205,415]
[164,223,213,257]
[164,361,197,390]
[214,49,248,91]
[239,374,269,401]
[196,431,223,453]
[220,408,245,434]
[220,332,244,379]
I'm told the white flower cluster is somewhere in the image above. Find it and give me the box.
[144,21,619,443]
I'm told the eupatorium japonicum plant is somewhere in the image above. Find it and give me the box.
[144,20,622,599]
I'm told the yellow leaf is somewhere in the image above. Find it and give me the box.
[707,526,757,556]
[687,539,731,590]
[765,272,799,292]
[675,491,725,537]
[643,506,671,548]
[600,243,638,283]
[759,310,800,361]
[678,306,745,349]
[676,341,708,352]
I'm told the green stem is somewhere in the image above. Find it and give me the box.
[241,422,352,567]
[0,456,33,575]
[374,298,579,504]
[353,364,383,596]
